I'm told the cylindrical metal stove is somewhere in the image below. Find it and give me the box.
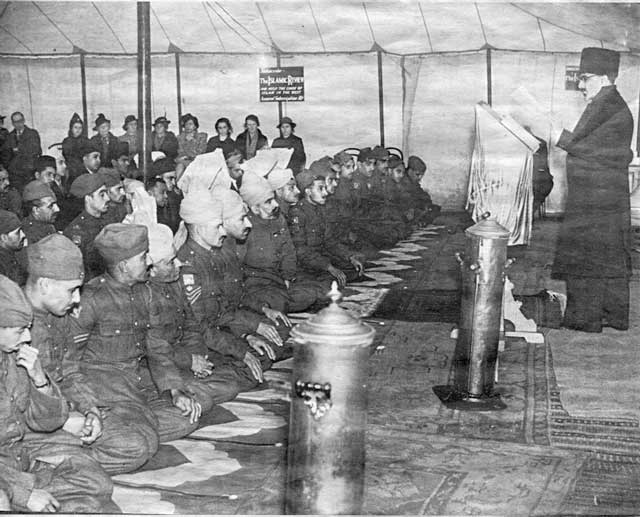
[433,217,510,411]
[285,283,376,515]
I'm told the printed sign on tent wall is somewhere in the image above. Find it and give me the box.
[259,67,304,102]
[565,65,580,90]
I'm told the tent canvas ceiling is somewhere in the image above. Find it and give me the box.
[1,2,639,55]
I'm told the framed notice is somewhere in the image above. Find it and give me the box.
[565,65,580,90]
[259,67,304,102]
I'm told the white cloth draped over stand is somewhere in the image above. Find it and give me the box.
[467,102,538,246]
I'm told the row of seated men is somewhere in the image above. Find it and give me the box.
[0,145,440,513]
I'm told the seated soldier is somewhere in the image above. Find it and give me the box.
[21,180,59,245]
[146,176,170,228]
[152,158,181,233]
[33,155,64,211]
[405,155,440,225]
[385,156,418,224]
[0,209,27,285]
[288,171,364,289]
[0,164,22,217]
[0,275,115,513]
[268,167,300,217]
[323,152,377,260]
[177,189,290,384]
[24,234,156,474]
[101,169,128,224]
[63,173,110,280]
[146,223,248,405]
[112,141,140,180]
[240,171,326,314]
[73,223,202,443]
[226,150,245,192]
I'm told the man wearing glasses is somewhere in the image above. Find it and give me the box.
[551,47,634,333]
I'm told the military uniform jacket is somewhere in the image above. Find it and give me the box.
[287,198,352,273]
[63,211,107,280]
[0,247,27,286]
[102,202,128,226]
[73,274,184,395]
[0,188,22,217]
[30,306,100,414]
[22,215,57,245]
[242,212,297,285]
[0,352,67,508]
[148,279,223,370]
[177,238,261,357]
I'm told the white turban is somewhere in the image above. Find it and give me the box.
[177,149,231,195]
[147,223,175,263]
[179,189,224,225]
[239,172,273,207]
[266,168,294,191]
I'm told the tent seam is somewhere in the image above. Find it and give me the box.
[474,3,489,47]
[308,1,326,52]
[92,2,126,53]
[417,2,434,53]
[215,2,271,49]
[206,2,256,50]
[202,2,226,52]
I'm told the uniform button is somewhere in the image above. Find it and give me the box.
[134,321,138,326]
[63,348,67,352]
[136,342,141,347]
[115,329,121,334]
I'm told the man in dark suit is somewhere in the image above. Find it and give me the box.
[1,112,42,193]
[89,114,119,170]
[551,47,634,333]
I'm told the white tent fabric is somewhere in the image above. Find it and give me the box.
[1,2,639,211]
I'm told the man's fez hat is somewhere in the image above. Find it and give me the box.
[579,47,620,77]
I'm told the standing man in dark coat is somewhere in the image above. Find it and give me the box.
[551,47,634,333]
[0,114,9,164]
[271,117,306,174]
[1,112,42,193]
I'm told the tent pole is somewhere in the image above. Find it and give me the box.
[175,52,183,124]
[486,48,492,106]
[377,49,385,147]
[276,53,283,122]
[137,1,152,182]
[79,53,88,137]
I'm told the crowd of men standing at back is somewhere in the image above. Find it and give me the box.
[0,108,439,513]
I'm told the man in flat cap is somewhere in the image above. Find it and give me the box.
[240,172,325,314]
[271,117,306,174]
[63,173,110,279]
[146,223,247,404]
[0,209,27,285]
[0,274,116,513]
[0,164,22,217]
[0,112,41,193]
[551,47,634,333]
[21,180,59,245]
[24,234,156,474]
[101,168,128,225]
[90,114,119,169]
[177,188,288,384]
[72,223,202,442]
[288,171,364,289]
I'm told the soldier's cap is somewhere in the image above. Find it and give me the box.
[98,168,123,188]
[115,141,130,160]
[22,180,56,203]
[332,151,353,167]
[358,147,374,162]
[27,234,85,282]
[79,140,100,158]
[388,156,404,170]
[151,157,176,177]
[0,275,32,328]
[309,158,333,177]
[240,172,273,207]
[147,223,175,263]
[94,223,149,266]
[407,155,427,173]
[579,47,620,77]
[372,145,390,161]
[266,167,294,191]
[0,209,21,235]
[296,170,323,192]
[180,190,223,225]
[221,188,246,220]
[70,173,106,199]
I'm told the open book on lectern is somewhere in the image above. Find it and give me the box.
[476,101,541,153]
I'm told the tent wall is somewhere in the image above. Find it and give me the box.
[0,49,638,213]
